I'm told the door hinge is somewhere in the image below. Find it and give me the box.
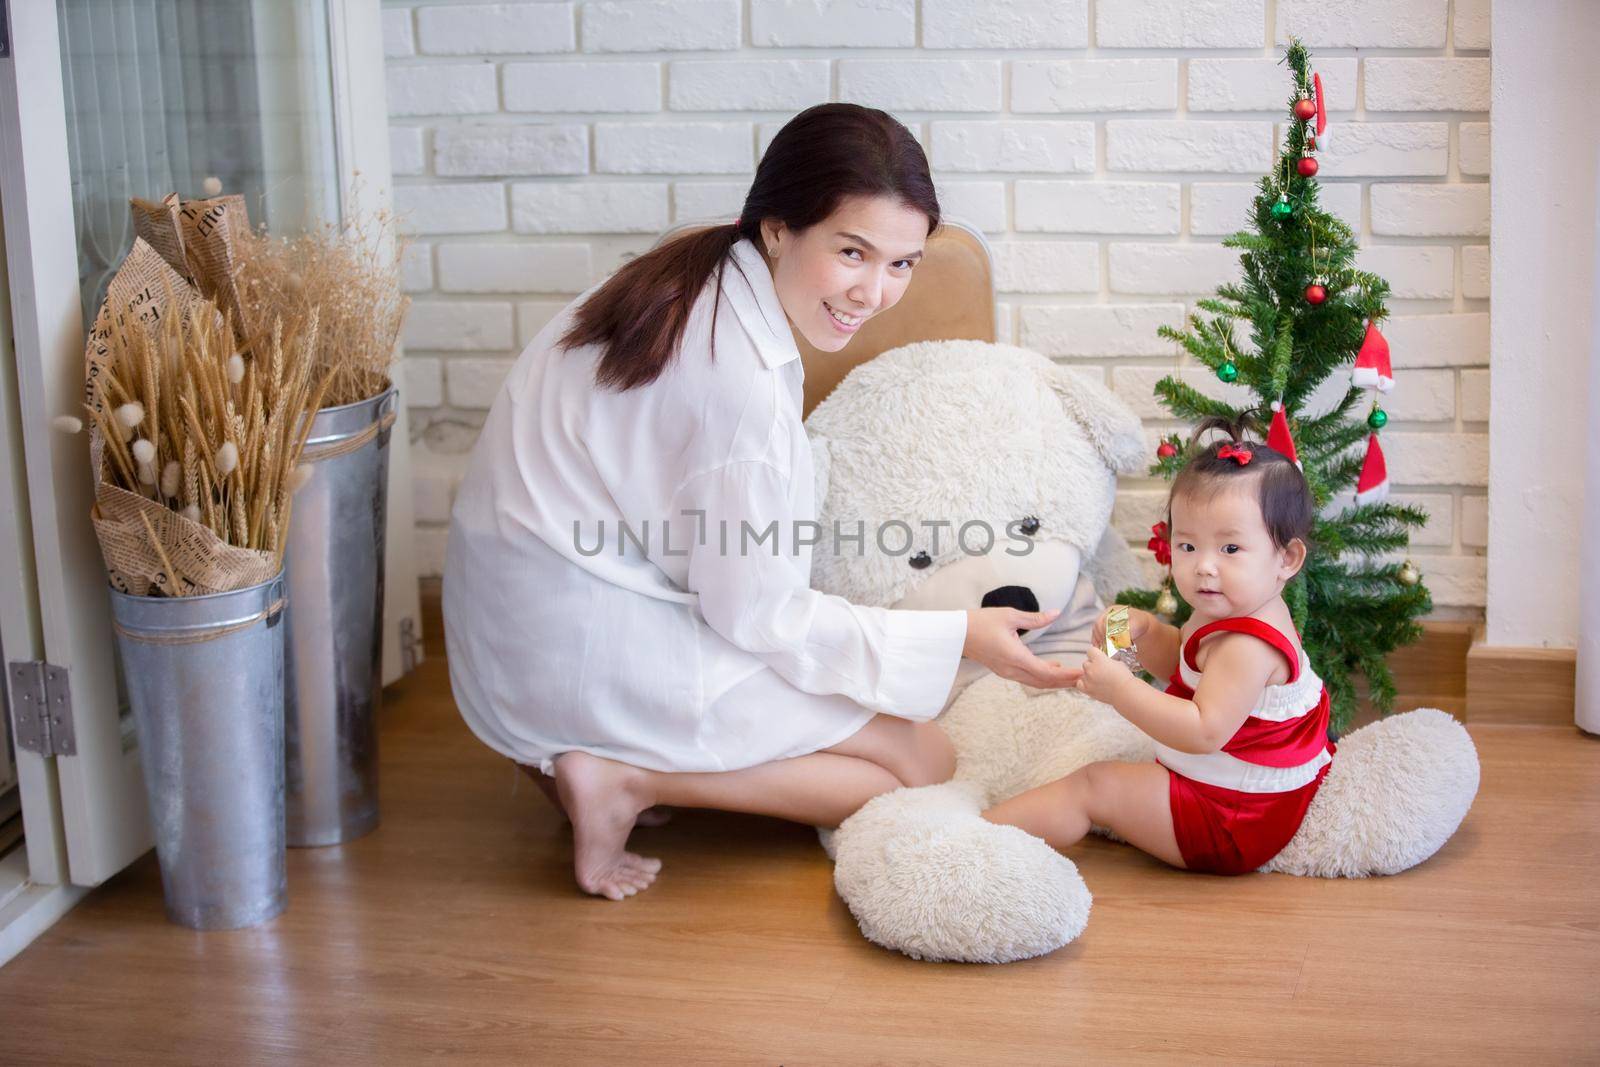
[7,661,76,757]
[399,616,421,674]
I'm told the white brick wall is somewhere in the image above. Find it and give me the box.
[750,0,915,48]
[385,0,1492,617]
[1105,120,1274,173]
[416,4,576,55]
[434,125,589,176]
[1015,182,1180,235]
[1011,60,1177,113]
[595,121,752,173]
[503,61,660,112]
[922,0,1089,50]
[582,0,740,52]
[931,121,1095,173]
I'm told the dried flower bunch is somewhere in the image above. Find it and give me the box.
[85,280,327,584]
[234,204,408,409]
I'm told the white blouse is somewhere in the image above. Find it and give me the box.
[441,236,969,775]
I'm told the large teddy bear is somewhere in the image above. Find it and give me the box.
[804,340,1481,964]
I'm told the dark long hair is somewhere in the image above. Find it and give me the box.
[557,103,941,391]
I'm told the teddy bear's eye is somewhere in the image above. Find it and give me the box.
[1019,515,1041,536]
[908,550,932,570]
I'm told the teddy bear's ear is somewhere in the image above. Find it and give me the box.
[1045,363,1148,474]
[809,433,833,508]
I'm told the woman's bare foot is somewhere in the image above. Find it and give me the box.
[634,807,673,827]
[519,762,673,827]
[552,751,663,900]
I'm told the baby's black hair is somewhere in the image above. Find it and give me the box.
[1167,415,1315,552]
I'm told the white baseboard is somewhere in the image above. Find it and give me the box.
[0,852,88,970]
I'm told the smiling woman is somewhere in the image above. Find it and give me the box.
[558,102,940,388]
[441,102,1078,902]
[763,204,929,347]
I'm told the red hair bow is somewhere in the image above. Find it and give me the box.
[1218,444,1254,465]
[1148,521,1172,567]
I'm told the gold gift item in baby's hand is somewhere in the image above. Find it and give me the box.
[1102,605,1144,672]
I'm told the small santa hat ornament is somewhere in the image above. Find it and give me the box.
[1309,71,1330,150]
[1354,433,1390,504]
[1267,400,1301,468]
[1352,319,1394,393]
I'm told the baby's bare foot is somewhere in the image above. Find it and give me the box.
[553,752,663,900]
[521,761,673,827]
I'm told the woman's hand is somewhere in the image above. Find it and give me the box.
[1075,646,1136,706]
[1089,605,1154,654]
[962,607,1082,689]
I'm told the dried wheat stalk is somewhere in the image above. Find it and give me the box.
[88,290,329,564]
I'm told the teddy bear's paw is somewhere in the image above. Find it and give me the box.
[833,784,1091,963]
[821,780,984,862]
[1266,707,1481,878]
[833,779,989,851]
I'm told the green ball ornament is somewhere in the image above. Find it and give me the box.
[1367,407,1389,430]
[1218,361,1239,383]
[1271,198,1294,219]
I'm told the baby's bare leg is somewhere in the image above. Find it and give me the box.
[982,760,1185,869]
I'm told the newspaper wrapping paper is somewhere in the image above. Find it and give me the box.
[128,194,192,284]
[86,238,279,597]
[130,192,251,338]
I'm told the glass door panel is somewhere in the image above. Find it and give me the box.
[58,0,341,325]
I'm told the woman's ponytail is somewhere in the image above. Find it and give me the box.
[557,221,747,392]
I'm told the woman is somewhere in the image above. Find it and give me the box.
[443,103,1078,901]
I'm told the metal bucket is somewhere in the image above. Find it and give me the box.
[110,573,289,931]
[282,386,396,847]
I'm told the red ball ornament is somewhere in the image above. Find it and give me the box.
[1297,155,1319,177]
[1304,282,1328,305]
[1157,441,1178,459]
[1292,96,1317,121]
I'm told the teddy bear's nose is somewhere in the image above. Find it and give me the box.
[982,585,1040,633]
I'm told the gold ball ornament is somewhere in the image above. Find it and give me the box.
[1154,584,1179,617]
[1398,560,1421,587]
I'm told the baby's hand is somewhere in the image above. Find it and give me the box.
[1089,606,1152,653]
[1075,646,1135,705]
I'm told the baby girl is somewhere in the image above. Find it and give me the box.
[983,417,1335,875]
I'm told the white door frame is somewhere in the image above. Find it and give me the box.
[0,133,74,893]
[0,0,152,890]
[0,141,90,971]
[326,0,423,685]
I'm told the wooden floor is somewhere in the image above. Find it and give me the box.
[2,640,1598,1065]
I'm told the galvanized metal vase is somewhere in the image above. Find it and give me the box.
[282,386,397,847]
[110,573,289,931]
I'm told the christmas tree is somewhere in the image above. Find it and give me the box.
[1117,39,1431,735]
